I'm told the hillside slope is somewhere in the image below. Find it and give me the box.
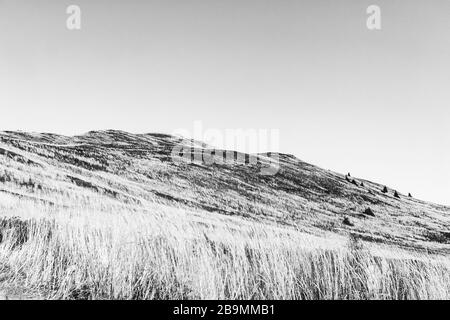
[0,130,449,255]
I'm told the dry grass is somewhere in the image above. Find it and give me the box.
[0,196,449,300]
[1,131,449,300]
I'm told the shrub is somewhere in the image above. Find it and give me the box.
[0,217,30,249]
[343,217,354,227]
[394,191,400,199]
[0,171,12,183]
[382,186,388,193]
[20,178,35,189]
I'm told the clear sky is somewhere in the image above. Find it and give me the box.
[1,0,449,205]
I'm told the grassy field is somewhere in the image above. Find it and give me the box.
[0,131,449,299]
[1,194,449,300]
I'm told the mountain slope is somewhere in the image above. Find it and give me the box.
[0,130,449,255]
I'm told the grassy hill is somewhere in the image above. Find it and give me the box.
[0,130,449,299]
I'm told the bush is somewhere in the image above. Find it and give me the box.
[363,207,375,217]
[0,217,30,249]
[0,171,12,183]
[20,178,35,189]
[382,186,388,193]
[343,217,354,227]
[394,191,400,199]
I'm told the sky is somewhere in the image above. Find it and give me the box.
[0,0,449,205]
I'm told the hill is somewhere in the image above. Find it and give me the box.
[0,130,449,299]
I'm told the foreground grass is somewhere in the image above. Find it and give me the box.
[0,200,449,300]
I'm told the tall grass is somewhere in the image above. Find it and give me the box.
[0,200,449,300]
